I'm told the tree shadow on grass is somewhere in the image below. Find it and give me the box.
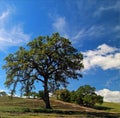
[31,108,120,118]
[4,108,120,118]
[93,105,112,110]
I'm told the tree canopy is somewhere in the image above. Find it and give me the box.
[53,85,103,107]
[54,89,71,102]
[76,85,103,107]
[3,33,84,109]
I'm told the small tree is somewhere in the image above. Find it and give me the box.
[0,91,7,96]
[3,33,83,109]
[53,89,61,99]
[70,91,77,103]
[60,89,71,102]
[95,95,103,105]
[54,89,71,102]
[38,90,44,99]
[76,85,103,107]
[30,91,38,99]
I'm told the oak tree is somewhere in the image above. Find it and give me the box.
[76,85,103,107]
[3,33,83,109]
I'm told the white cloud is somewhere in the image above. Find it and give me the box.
[0,8,30,51]
[114,25,120,38]
[0,88,9,93]
[96,89,120,103]
[52,16,69,39]
[83,44,120,70]
[53,17,66,33]
[114,25,120,31]
[0,26,30,47]
[72,25,105,41]
[0,90,5,92]
[94,1,120,16]
[72,25,120,46]
[0,9,10,20]
[73,30,85,40]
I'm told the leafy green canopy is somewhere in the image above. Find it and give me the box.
[76,85,103,107]
[53,85,103,107]
[3,33,84,95]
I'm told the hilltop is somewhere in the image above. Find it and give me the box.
[0,96,120,118]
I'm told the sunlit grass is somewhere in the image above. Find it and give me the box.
[96,102,120,113]
[0,96,119,118]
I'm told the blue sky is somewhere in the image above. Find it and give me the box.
[0,0,120,102]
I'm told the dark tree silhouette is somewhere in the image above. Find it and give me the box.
[3,33,83,109]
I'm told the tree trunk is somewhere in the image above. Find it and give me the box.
[43,80,51,109]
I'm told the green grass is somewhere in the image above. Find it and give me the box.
[0,96,119,118]
[95,102,120,113]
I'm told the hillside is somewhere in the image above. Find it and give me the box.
[0,96,120,118]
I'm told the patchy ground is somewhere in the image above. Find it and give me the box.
[0,96,120,118]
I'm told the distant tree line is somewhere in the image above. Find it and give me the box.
[0,85,103,108]
[25,85,103,108]
[23,90,44,99]
[0,91,7,97]
[53,85,103,107]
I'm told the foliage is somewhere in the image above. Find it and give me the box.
[54,85,103,107]
[3,33,83,109]
[70,90,77,103]
[75,85,103,107]
[30,91,38,99]
[0,91,7,96]
[54,89,71,102]
[38,90,44,99]
[23,90,44,99]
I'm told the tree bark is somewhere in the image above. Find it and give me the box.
[43,79,51,109]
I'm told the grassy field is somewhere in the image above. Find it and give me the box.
[0,96,120,118]
[95,102,120,113]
